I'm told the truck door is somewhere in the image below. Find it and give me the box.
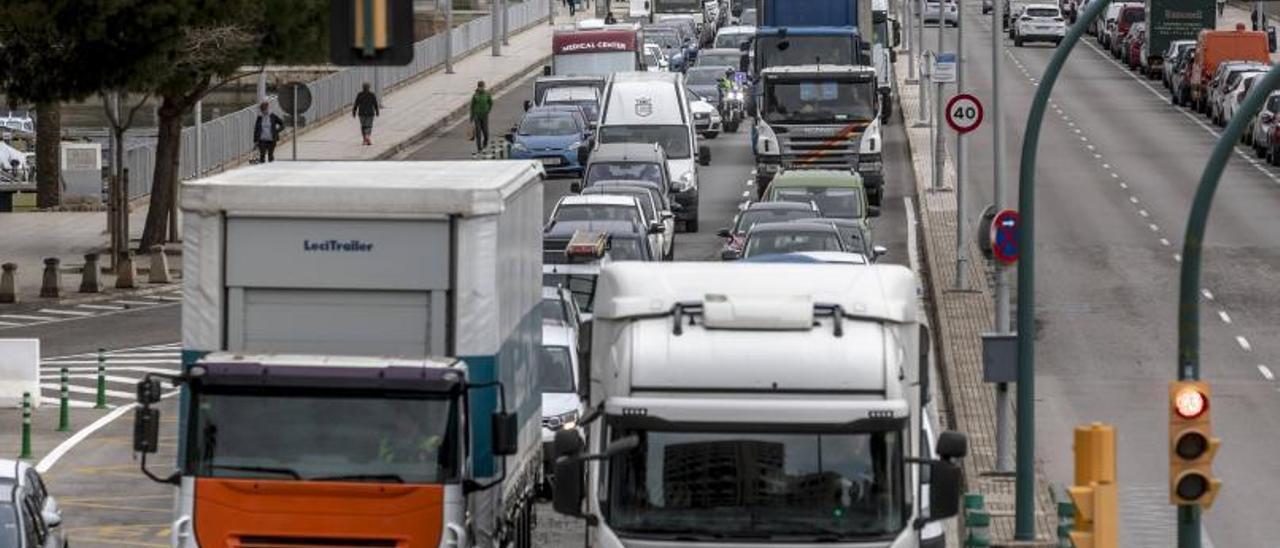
[222,217,452,356]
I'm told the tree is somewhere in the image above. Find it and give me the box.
[138,0,328,250]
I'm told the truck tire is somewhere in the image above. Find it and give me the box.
[881,98,895,121]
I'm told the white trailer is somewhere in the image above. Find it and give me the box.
[131,161,546,548]
[551,262,967,547]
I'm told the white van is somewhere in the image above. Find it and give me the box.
[597,71,710,232]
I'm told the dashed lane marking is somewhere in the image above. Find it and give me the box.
[1259,365,1274,381]
[76,303,125,311]
[1218,311,1232,324]
[1202,288,1215,300]
[39,309,94,317]
[0,314,58,322]
[1160,238,1172,247]
[1237,336,1253,352]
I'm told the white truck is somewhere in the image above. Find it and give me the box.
[130,161,546,548]
[551,262,967,547]
[871,0,902,121]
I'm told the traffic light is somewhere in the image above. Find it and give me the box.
[330,0,415,66]
[1067,423,1117,548]
[1169,380,1222,508]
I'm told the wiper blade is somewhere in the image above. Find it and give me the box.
[208,464,301,479]
[311,474,406,483]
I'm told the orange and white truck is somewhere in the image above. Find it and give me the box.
[131,161,546,548]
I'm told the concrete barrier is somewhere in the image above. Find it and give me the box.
[0,339,40,409]
[79,253,102,293]
[148,245,171,284]
[39,257,61,298]
[0,263,15,304]
[115,251,137,289]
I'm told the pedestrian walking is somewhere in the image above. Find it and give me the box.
[353,82,380,146]
[605,11,618,24]
[1217,0,1225,17]
[252,101,285,163]
[469,81,494,155]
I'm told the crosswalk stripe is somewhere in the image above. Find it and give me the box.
[52,352,179,360]
[39,309,95,317]
[0,314,57,322]
[0,320,23,326]
[38,397,101,409]
[75,304,125,311]
[39,366,177,375]
[111,300,162,306]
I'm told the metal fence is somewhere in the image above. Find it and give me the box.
[124,0,551,198]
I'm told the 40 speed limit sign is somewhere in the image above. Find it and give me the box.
[945,93,984,134]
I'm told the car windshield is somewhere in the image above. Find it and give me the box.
[587,161,665,184]
[599,125,691,159]
[542,273,598,313]
[1026,7,1058,16]
[764,79,877,123]
[554,204,642,224]
[542,296,569,324]
[589,189,655,220]
[715,32,752,49]
[538,345,576,393]
[756,35,855,68]
[0,502,16,548]
[772,186,866,219]
[745,231,843,257]
[191,388,459,483]
[735,208,818,232]
[655,0,702,13]
[520,114,582,136]
[699,52,741,67]
[606,428,905,540]
[686,68,726,85]
[547,99,600,121]
[608,237,650,260]
[649,31,683,51]
[740,9,757,25]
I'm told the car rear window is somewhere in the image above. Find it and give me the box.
[1026,8,1058,17]
[1121,8,1143,23]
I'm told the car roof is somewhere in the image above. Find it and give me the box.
[717,25,756,34]
[747,221,841,235]
[770,169,866,189]
[544,219,643,238]
[537,75,607,84]
[744,200,818,211]
[0,459,26,482]
[1025,3,1058,8]
[581,186,652,199]
[558,194,640,206]
[590,179,664,191]
[545,86,600,100]
[589,142,668,162]
[526,105,582,118]
[699,48,743,57]
[795,217,864,228]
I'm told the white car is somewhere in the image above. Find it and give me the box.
[920,0,958,26]
[1014,4,1065,46]
[0,458,66,548]
[644,42,669,72]
[538,324,584,483]
[1249,91,1280,155]
[1221,71,1266,128]
[550,194,667,261]
[1212,65,1268,126]
[688,91,723,138]
[579,181,677,260]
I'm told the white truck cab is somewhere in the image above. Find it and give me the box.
[551,262,968,547]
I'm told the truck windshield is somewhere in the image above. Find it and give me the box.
[654,0,702,13]
[755,35,856,68]
[606,428,906,540]
[191,388,459,484]
[554,52,638,77]
[764,79,877,123]
[599,125,691,159]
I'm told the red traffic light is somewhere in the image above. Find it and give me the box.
[1173,386,1208,419]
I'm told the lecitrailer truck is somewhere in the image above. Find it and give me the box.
[1144,0,1215,79]
[130,161,546,548]
[550,262,968,547]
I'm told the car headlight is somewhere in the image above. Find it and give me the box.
[543,409,580,430]
[676,171,696,192]
[569,141,582,150]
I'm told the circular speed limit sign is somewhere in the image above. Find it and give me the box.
[945,93,984,134]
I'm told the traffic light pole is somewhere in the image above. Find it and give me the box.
[1174,60,1280,548]
[1013,0,1110,538]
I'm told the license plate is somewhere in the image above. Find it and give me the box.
[540,157,562,166]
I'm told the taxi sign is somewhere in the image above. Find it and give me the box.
[990,209,1020,265]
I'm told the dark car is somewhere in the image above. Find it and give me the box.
[716,201,820,260]
[544,220,657,263]
[792,218,887,261]
[740,221,845,260]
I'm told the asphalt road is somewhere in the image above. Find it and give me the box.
[24,66,920,547]
[944,2,1280,544]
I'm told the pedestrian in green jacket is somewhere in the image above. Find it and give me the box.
[470,81,494,154]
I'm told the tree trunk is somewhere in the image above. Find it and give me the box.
[34,102,61,208]
[139,94,184,251]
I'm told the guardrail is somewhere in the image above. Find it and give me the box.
[123,0,550,199]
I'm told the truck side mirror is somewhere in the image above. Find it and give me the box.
[552,458,586,517]
[542,66,552,76]
[133,407,161,454]
[492,412,519,456]
[698,144,711,166]
[936,430,969,460]
[926,460,963,522]
[553,428,586,460]
[977,204,997,260]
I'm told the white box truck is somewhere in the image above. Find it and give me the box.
[130,161,547,548]
[551,262,968,547]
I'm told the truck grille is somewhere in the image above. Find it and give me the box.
[235,536,398,547]
[780,134,859,169]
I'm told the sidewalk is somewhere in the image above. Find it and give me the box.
[896,71,1058,543]
[0,5,585,305]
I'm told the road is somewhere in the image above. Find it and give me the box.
[943,1,1280,544]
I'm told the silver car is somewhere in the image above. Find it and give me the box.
[0,459,66,548]
[1248,91,1280,155]
[1162,40,1196,89]
[920,0,959,26]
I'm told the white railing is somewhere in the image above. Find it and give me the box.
[124,0,550,198]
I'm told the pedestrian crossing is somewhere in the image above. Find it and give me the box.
[0,289,181,330]
[39,343,182,409]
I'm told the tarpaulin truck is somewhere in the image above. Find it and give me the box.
[130,161,546,548]
[550,262,968,547]
[1144,0,1215,79]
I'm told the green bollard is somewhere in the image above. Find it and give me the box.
[57,367,69,432]
[19,392,32,459]
[963,493,991,548]
[95,348,106,409]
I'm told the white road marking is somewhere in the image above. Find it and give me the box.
[1119,182,1128,189]
[1217,310,1232,324]
[41,374,158,385]
[1174,253,1183,262]
[1149,224,1160,232]
[1237,336,1252,352]
[40,366,177,375]
[1080,136,1087,141]
[1202,288,1215,300]
[905,197,922,274]
[1102,163,1111,169]
[75,303,125,311]
[1139,209,1149,217]
[42,358,179,366]
[39,309,95,317]
[0,314,56,322]
[36,401,136,473]
[742,190,749,197]
[1259,365,1275,381]
[1111,173,1120,178]
[112,299,163,306]
[1160,238,1172,247]
[38,398,97,409]
[0,320,23,327]
[1129,196,1139,204]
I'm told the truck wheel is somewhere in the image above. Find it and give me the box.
[881,99,894,121]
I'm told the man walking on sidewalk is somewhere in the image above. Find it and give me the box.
[353,83,380,146]
[470,81,494,155]
[253,101,285,163]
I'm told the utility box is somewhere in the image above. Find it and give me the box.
[982,332,1018,383]
[60,142,103,204]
